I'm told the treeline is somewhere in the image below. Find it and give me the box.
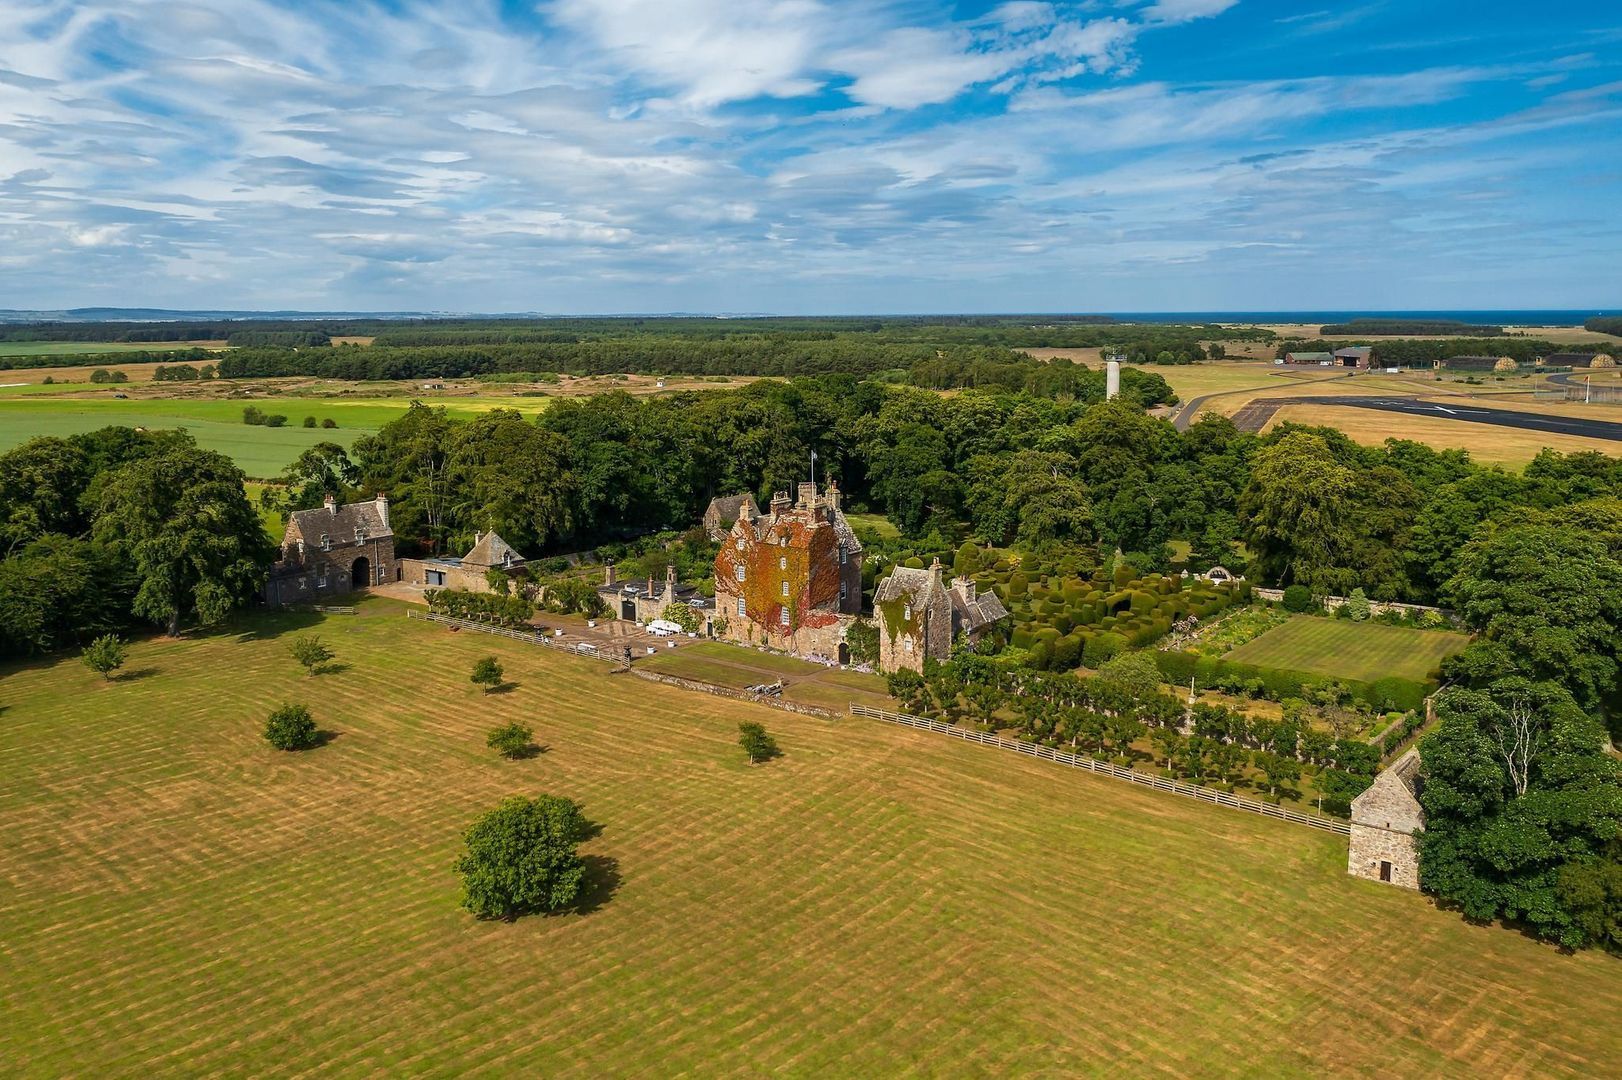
[1585,316,1622,337]
[0,321,358,342]
[0,428,272,657]
[1275,337,1566,366]
[1320,319,1502,336]
[0,347,215,371]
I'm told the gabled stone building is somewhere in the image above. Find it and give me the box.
[713,482,862,662]
[265,492,396,605]
[397,530,528,592]
[1348,747,1424,889]
[874,558,1009,673]
[703,492,760,541]
[597,562,715,630]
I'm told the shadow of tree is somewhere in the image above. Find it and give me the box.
[314,661,352,677]
[485,682,519,695]
[114,667,160,683]
[569,854,621,916]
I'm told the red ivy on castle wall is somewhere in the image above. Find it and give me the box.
[714,511,843,640]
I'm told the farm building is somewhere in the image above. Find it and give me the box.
[1440,355,1515,372]
[596,562,715,631]
[265,493,396,605]
[1283,351,1334,366]
[1333,347,1372,369]
[397,531,528,592]
[1544,352,1615,368]
[712,481,863,663]
[874,558,1009,674]
[1347,748,1424,890]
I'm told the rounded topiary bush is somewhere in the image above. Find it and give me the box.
[1083,632,1125,669]
[1282,584,1313,612]
[265,703,319,751]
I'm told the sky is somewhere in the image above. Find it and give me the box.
[0,0,1618,314]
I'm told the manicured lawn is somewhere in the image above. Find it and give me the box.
[1,598,1616,1076]
[844,512,900,539]
[642,638,892,710]
[1224,615,1470,684]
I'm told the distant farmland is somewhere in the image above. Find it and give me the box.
[0,340,226,357]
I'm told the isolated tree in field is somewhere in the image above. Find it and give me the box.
[80,634,127,680]
[471,655,504,693]
[288,634,334,677]
[738,721,779,765]
[487,720,535,760]
[92,447,274,636]
[264,703,319,751]
[455,794,588,919]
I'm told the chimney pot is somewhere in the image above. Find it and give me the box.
[605,563,617,587]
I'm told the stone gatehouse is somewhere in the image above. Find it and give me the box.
[1348,747,1424,889]
[874,557,1009,673]
[265,492,396,605]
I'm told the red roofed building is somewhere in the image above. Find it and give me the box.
[713,482,863,663]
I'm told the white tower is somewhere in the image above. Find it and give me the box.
[1106,359,1121,400]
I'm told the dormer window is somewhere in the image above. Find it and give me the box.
[355,525,367,542]
[319,534,331,551]
[779,535,788,547]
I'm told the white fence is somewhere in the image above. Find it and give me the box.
[848,704,1351,836]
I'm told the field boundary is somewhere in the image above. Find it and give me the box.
[848,703,1351,836]
[406,609,621,663]
[632,668,842,719]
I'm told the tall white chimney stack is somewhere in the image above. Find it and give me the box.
[1106,359,1121,401]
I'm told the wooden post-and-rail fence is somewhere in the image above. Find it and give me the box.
[848,704,1352,836]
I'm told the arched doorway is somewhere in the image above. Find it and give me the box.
[621,598,637,621]
[351,556,370,590]
[837,641,850,665]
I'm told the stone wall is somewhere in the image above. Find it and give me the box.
[1252,588,1454,622]
[1348,824,1421,890]
[397,558,500,593]
[266,537,396,605]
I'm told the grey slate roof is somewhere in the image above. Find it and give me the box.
[289,499,391,542]
[706,493,759,524]
[462,531,524,568]
[1285,351,1333,362]
[874,565,942,606]
[952,587,1009,632]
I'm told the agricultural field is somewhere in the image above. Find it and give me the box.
[0,339,226,357]
[640,638,892,712]
[1,598,1618,1076]
[1224,615,1469,685]
[1258,403,1620,467]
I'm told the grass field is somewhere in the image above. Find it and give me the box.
[0,340,226,357]
[641,638,893,712]
[2,597,1618,1076]
[1224,615,1469,684]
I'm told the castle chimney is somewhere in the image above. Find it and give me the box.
[826,481,841,513]
[666,563,677,589]
[953,576,976,603]
[647,574,655,597]
[770,491,791,515]
[374,491,389,528]
[930,556,943,577]
[605,563,616,587]
[797,482,817,509]
[324,492,338,516]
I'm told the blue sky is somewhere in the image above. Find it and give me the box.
[0,0,1618,313]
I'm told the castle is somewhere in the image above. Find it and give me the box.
[712,482,863,663]
[873,558,1008,673]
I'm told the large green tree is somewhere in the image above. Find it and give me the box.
[455,795,590,919]
[93,448,274,636]
[1418,681,1622,949]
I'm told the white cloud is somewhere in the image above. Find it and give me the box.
[1141,0,1240,26]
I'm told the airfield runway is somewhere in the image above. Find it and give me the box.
[1225,395,1622,441]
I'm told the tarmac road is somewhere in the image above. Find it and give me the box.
[1230,394,1622,441]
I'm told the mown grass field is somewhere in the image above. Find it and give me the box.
[1260,403,1620,466]
[2,598,1618,1076]
[1224,615,1470,684]
[641,638,893,712]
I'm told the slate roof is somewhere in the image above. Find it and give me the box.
[462,531,524,568]
[1334,347,1372,359]
[1284,351,1333,363]
[952,587,1009,632]
[706,493,758,524]
[288,498,391,543]
[874,565,944,607]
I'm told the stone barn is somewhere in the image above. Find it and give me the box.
[265,492,396,605]
[397,531,528,593]
[874,558,1009,673]
[596,562,715,631]
[1347,748,1425,890]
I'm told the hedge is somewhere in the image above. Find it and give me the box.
[1154,649,1430,710]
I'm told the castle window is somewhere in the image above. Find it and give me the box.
[355,526,367,542]
[735,565,746,582]
[903,603,911,620]
[840,581,847,600]
[736,538,744,551]
[779,607,790,627]
[903,635,914,653]
[737,596,747,616]
[316,569,328,589]
[779,556,787,571]
[319,534,331,551]
[838,542,846,564]
[781,581,789,597]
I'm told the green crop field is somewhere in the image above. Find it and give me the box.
[1,598,1616,1076]
[0,396,551,478]
[0,340,225,357]
[1224,615,1470,684]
